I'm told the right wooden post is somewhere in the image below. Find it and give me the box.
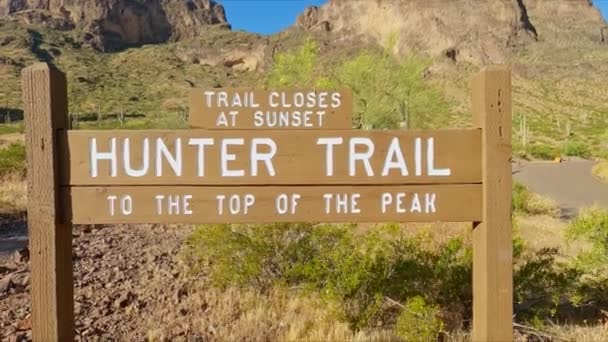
[471,65,513,341]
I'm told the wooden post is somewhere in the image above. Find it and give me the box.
[471,65,513,341]
[23,63,74,341]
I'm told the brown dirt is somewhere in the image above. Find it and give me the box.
[0,222,193,340]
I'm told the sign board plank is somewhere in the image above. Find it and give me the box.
[66,184,481,224]
[60,129,481,186]
[189,88,353,129]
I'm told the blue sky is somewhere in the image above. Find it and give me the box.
[217,0,328,35]
[218,0,608,35]
[596,0,608,21]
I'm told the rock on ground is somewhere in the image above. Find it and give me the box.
[0,221,194,340]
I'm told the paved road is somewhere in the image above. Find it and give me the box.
[513,160,608,217]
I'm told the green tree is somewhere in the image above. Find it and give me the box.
[336,50,450,129]
[267,38,320,88]
[266,37,453,130]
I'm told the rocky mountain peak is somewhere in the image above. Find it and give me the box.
[0,0,230,51]
[297,0,607,65]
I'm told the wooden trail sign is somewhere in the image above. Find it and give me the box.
[189,88,353,129]
[67,185,482,224]
[23,63,512,341]
[60,129,481,185]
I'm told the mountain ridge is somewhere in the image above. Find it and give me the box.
[0,0,606,157]
[0,0,229,51]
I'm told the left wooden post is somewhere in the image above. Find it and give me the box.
[22,63,74,341]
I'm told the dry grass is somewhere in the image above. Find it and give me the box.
[144,285,398,341]
[142,279,608,341]
[546,323,608,341]
[515,214,568,250]
[525,193,561,217]
[592,161,608,184]
[0,133,24,149]
[0,174,26,215]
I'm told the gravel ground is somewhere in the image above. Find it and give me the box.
[0,220,194,341]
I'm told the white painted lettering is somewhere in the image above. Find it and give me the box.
[382,137,408,176]
[251,138,277,176]
[188,138,214,177]
[349,137,374,176]
[317,137,343,176]
[427,138,451,176]
[221,138,245,177]
[123,138,150,177]
[155,138,182,176]
[90,137,117,177]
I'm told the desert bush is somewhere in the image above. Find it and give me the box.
[184,223,470,330]
[514,247,581,324]
[525,194,560,217]
[0,143,26,177]
[184,220,599,333]
[528,143,560,160]
[395,296,444,341]
[563,139,590,158]
[566,207,608,274]
[512,182,530,213]
[183,222,350,289]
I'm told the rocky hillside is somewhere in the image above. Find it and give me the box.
[0,0,606,155]
[292,0,608,155]
[297,0,606,65]
[0,0,229,51]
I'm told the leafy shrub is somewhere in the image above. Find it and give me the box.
[566,207,608,273]
[395,296,444,341]
[528,143,560,160]
[512,182,530,213]
[185,221,603,332]
[514,247,581,323]
[183,222,353,289]
[184,223,472,329]
[0,143,26,177]
[563,140,590,158]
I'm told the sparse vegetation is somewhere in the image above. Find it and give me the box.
[592,161,608,184]
[394,296,444,341]
[512,182,560,217]
[0,123,24,135]
[0,18,607,341]
[0,143,25,177]
[527,143,560,160]
[183,217,608,338]
[563,139,591,158]
[566,207,608,274]
[0,174,26,214]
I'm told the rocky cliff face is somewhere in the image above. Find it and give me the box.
[0,0,229,51]
[297,0,606,65]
